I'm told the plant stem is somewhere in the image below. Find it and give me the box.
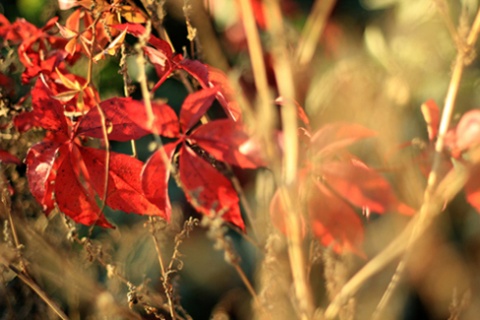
[148,217,177,320]
[295,0,336,66]
[264,0,314,318]
[8,264,70,320]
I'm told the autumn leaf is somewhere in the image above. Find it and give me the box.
[79,146,166,219]
[179,146,244,230]
[77,98,179,140]
[310,122,377,160]
[92,28,127,62]
[140,87,263,229]
[454,109,480,154]
[189,119,265,168]
[319,159,415,215]
[207,66,242,121]
[54,150,113,227]
[29,79,70,137]
[308,181,365,257]
[465,163,480,213]
[179,86,218,132]
[141,143,179,220]
[25,141,62,214]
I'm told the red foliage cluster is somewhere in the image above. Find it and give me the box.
[0,1,442,256]
[270,122,414,256]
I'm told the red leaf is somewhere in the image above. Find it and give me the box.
[77,98,150,141]
[179,145,244,230]
[141,142,178,220]
[310,123,376,159]
[465,163,480,213]
[77,98,179,140]
[421,99,440,141]
[190,119,265,168]
[26,141,61,214]
[179,87,218,132]
[54,151,113,227]
[308,181,365,256]
[0,150,20,165]
[30,79,69,136]
[178,58,209,88]
[78,146,166,218]
[320,160,414,215]
[455,109,480,152]
[207,66,242,121]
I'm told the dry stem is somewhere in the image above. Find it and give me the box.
[295,0,336,67]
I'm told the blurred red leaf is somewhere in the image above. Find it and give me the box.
[179,145,244,230]
[465,163,480,213]
[455,109,480,152]
[310,123,376,159]
[421,99,440,142]
[320,159,414,215]
[308,181,365,257]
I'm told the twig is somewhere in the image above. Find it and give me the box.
[237,0,274,124]
[295,0,336,66]
[148,217,177,319]
[8,264,70,320]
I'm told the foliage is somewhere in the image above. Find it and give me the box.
[2,0,480,319]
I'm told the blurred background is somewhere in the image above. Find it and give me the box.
[2,0,480,319]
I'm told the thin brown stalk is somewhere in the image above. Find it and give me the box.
[264,0,314,318]
[237,0,274,128]
[119,41,138,158]
[135,23,178,320]
[148,217,177,319]
[326,7,480,318]
[232,263,268,319]
[8,264,69,320]
[96,103,110,215]
[85,15,102,87]
[295,0,336,66]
